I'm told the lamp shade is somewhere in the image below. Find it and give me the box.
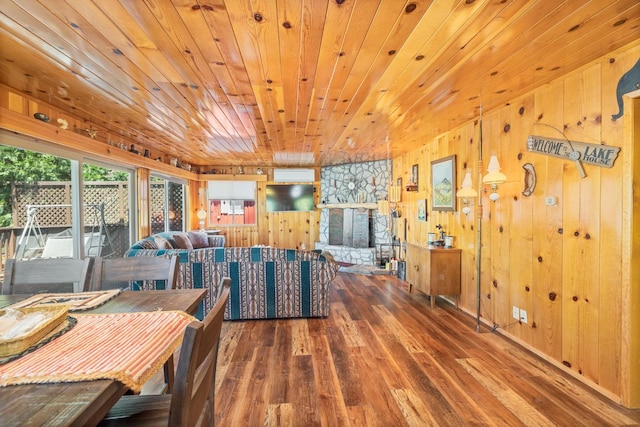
[456,170,478,198]
[197,209,207,220]
[482,155,507,185]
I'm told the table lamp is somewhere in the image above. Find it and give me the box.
[197,209,207,231]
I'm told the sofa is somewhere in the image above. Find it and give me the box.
[125,232,338,321]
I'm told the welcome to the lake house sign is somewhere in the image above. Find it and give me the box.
[527,135,620,168]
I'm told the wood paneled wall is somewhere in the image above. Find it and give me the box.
[392,41,640,406]
[192,171,321,249]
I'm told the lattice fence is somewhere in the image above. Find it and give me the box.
[150,181,184,233]
[12,181,130,227]
[3,181,182,263]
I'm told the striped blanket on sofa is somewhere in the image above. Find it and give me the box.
[126,245,338,320]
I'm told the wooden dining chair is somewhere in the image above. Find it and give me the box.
[90,256,180,292]
[1,257,95,295]
[98,278,231,427]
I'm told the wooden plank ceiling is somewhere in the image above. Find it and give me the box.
[0,0,638,167]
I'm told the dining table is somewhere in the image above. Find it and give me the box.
[0,288,208,427]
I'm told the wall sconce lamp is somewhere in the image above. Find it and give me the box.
[457,156,507,215]
[197,209,207,231]
[456,169,478,215]
[482,155,507,201]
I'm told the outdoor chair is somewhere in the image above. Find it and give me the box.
[2,257,95,295]
[98,278,231,426]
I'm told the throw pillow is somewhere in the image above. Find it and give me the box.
[173,232,194,250]
[187,231,209,249]
[138,239,159,250]
[154,236,173,249]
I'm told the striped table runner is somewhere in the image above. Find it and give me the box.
[0,311,194,393]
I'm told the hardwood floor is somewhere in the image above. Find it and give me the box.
[214,271,640,426]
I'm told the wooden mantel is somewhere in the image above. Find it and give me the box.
[316,203,378,210]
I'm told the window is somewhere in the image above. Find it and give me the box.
[0,143,76,260]
[83,161,132,257]
[206,181,256,226]
[151,175,186,233]
[0,134,135,261]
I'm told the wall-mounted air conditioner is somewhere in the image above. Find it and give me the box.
[273,168,315,183]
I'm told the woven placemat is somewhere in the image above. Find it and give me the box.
[0,316,77,365]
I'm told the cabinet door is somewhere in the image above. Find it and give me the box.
[406,243,429,292]
[428,250,461,296]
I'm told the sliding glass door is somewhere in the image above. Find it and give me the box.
[0,132,136,268]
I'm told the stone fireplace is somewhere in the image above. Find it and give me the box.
[314,160,390,265]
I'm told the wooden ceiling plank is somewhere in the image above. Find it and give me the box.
[293,0,328,160]
[169,3,243,110]
[81,0,219,160]
[0,2,149,109]
[483,0,640,81]
[111,0,258,163]
[469,10,640,119]
[1,0,637,167]
[359,0,481,123]
[368,0,509,135]
[40,0,189,118]
[310,0,382,150]
[324,0,435,148]
[139,4,251,149]
[392,0,638,140]
[323,0,459,155]
[382,2,628,142]
[273,0,302,156]
[277,0,306,157]
[0,14,193,154]
[248,0,288,160]
[193,24,262,147]
[73,0,185,84]
[303,0,357,149]
[36,0,215,147]
[223,0,282,157]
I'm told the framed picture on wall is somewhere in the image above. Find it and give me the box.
[417,199,427,221]
[411,164,419,186]
[431,155,456,211]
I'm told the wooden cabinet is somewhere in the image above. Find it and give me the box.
[405,243,461,308]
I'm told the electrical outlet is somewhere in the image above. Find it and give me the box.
[512,306,520,320]
[545,196,557,206]
[519,308,528,324]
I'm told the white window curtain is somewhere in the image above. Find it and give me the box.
[207,181,256,200]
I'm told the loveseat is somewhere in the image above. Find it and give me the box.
[125,232,338,321]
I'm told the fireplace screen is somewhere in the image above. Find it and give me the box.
[328,208,372,248]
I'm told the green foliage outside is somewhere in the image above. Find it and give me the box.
[0,146,128,227]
